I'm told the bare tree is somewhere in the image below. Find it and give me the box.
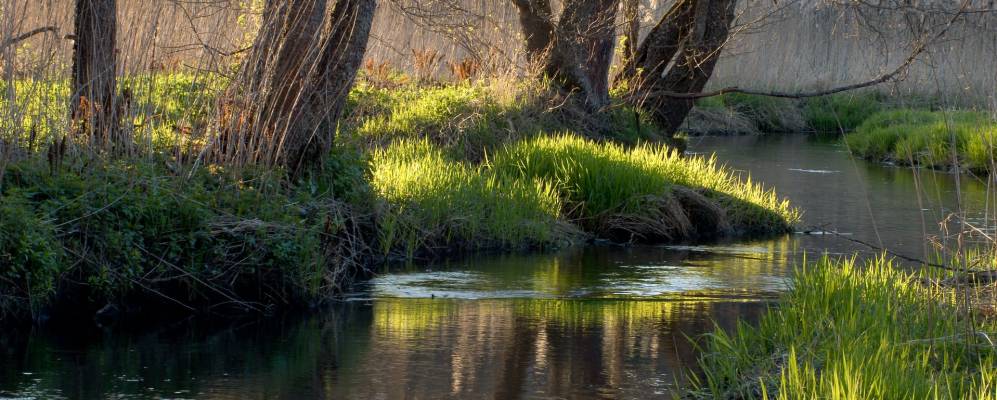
[217,0,376,175]
[71,0,122,152]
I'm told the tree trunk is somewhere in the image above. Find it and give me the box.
[219,0,375,175]
[511,0,619,111]
[617,0,736,137]
[71,0,120,152]
[620,0,640,66]
[284,0,376,173]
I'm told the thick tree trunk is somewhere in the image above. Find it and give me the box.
[284,0,376,173]
[510,0,554,63]
[220,0,375,175]
[71,0,120,152]
[618,0,736,137]
[511,0,619,111]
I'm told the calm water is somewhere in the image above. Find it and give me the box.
[1,135,992,399]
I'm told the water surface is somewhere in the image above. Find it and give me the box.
[1,134,990,399]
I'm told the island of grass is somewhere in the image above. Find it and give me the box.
[0,75,800,320]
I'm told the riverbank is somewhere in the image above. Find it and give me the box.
[688,92,997,174]
[690,256,997,399]
[844,109,997,173]
[0,77,799,321]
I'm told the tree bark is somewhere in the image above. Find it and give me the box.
[617,0,736,137]
[71,0,120,152]
[511,0,619,111]
[220,0,375,175]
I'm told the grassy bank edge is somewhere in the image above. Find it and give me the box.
[689,256,997,399]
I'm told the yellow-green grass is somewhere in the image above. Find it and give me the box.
[845,109,997,173]
[802,92,885,133]
[369,138,565,257]
[692,256,997,399]
[489,134,799,236]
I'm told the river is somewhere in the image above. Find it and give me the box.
[1,134,991,399]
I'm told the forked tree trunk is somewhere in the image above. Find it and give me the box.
[219,0,375,175]
[511,0,619,111]
[617,0,736,137]
[71,0,121,152]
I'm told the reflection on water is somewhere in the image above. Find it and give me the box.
[0,297,765,399]
[1,134,991,399]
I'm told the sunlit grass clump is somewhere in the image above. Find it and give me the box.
[845,109,997,172]
[370,139,565,256]
[491,134,799,238]
[692,256,997,399]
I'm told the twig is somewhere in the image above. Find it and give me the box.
[643,0,971,100]
[806,224,960,271]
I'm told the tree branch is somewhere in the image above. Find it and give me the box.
[642,0,970,100]
[0,26,59,51]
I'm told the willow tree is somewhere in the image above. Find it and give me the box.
[71,0,122,152]
[217,0,375,175]
[511,0,619,110]
[511,0,735,136]
[616,0,736,137]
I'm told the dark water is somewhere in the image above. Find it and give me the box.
[1,135,991,399]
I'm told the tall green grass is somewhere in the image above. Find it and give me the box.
[845,109,997,172]
[490,134,799,234]
[692,256,997,399]
[369,139,564,256]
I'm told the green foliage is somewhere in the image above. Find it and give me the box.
[0,160,348,316]
[692,256,997,399]
[0,192,65,313]
[369,139,563,256]
[845,109,997,172]
[803,92,884,132]
[0,73,227,151]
